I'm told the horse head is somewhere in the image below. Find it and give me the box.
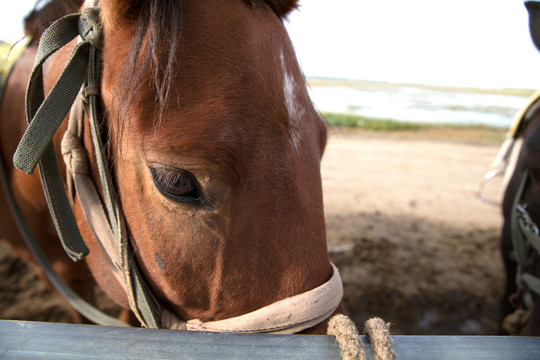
[66,0,334,332]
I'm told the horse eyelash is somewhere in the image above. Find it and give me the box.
[151,168,200,200]
[152,167,182,187]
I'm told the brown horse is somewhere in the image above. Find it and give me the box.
[500,1,540,336]
[0,0,338,334]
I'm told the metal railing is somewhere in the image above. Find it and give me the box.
[1,320,539,359]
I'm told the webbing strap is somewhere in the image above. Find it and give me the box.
[10,6,162,327]
[15,12,98,172]
[0,144,128,327]
[12,9,103,261]
[0,40,125,327]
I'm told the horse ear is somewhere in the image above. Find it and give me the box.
[262,0,299,18]
[23,0,83,41]
[526,1,540,52]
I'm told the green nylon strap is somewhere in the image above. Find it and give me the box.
[12,9,102,261]
[0,145,128,327]
[37,144,88,260]
[15,11,98,172]
[0,35,126,326]
[10,6,162,327]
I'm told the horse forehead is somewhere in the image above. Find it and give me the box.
[110,0,321,163]
[141,20,310,132]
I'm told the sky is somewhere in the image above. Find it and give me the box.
[1,0,540,89]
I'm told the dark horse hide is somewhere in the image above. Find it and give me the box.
[500,1,540,336]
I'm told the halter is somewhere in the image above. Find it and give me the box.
[510,169,540,301]
[10,6,343,333]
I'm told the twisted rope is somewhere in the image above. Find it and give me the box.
[364,317,396,360]
[328,314,396,360]
[328,314,365,360]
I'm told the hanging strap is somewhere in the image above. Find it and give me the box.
[10,6,162,328]
[0,38,125,327]
[12,8,103,261]
[0,145,128,327]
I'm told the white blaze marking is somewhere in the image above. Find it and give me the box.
[280,50,305,149]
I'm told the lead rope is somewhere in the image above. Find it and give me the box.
[328,315,396,360]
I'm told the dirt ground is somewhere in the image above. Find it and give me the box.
[0,127,507,335]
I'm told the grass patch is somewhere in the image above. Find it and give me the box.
[322,112,430,131]
[322,112,505,131]
[321,112,508,144]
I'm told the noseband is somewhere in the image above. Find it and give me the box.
[10,6,343,333]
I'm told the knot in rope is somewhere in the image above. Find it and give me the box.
[61,131,89,177]
[79,7,102,49]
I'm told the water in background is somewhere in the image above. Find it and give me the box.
[307,79,536,128]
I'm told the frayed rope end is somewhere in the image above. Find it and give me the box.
[328,314,365,360]
[328,315,396,360]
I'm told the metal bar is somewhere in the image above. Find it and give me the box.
[1,320,540,359]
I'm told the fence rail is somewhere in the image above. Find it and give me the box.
[1,320,539,359]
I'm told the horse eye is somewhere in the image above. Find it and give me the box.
[150,167,201,202]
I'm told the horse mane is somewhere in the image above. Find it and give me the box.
[23,0,84,42]
[112,0,181,133]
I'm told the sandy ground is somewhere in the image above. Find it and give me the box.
[323,128,505,335]
[0,127,507,334]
